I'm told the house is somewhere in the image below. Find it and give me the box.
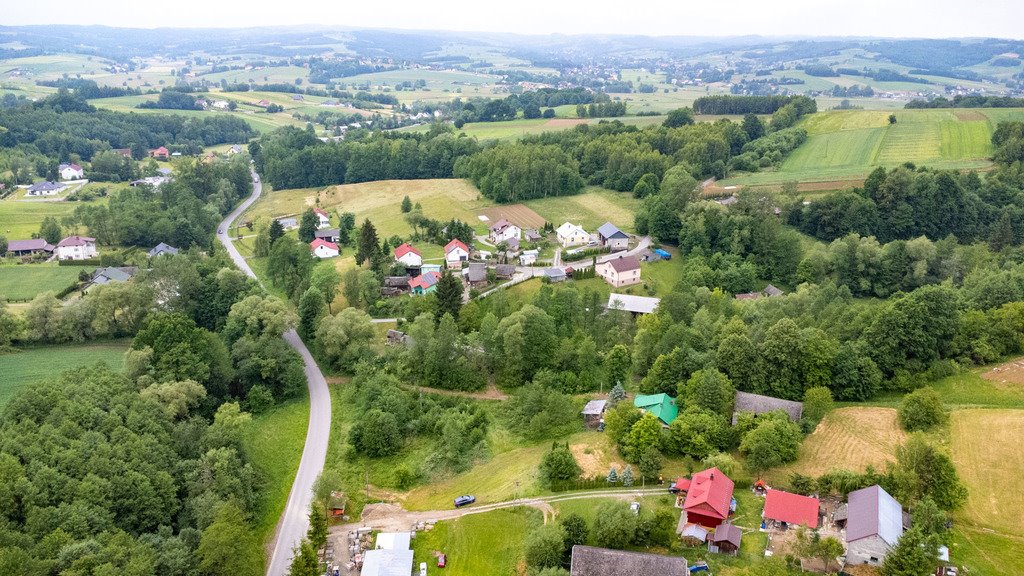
[409,271,441,296]
[277,217,298,230]
[360,549,414,576]
[310,239,339,259]
[150,146,170,160]
[845,485,904,566]
[606,293,660,315]
[27,181,65,196]
[386,329,411,345]
[444,238,470,269]
[677,521,708,546]
[465,263,487,286]
[257,99,271,107]
[520,249,539,266]
[130,176,169,188]
[112,148,132,158]
[524,229,543,242]
[59,163,84,180]
[568,545,688,576]
[292,94,304,101]
[313,207,331,228]
[633,393,678,426]
[315,228,341,243]
[763,489,820,529]
[731,391,804,425]
[212,100,230,109]
[147,242,179,257]
[597,222,629,251]
[504,236,520,253]
[763,284,784,297]
[596,255,641,288]
[228,144,243,155]
[495,264,516,279]
[7,239,54,257]
[375,532,411,551]
[682,467,735,528]
[544,267,567,283]
[394,243,422,267]
[556,222,590,247]
[581,399,607,428]
[709,523,742,555]
[90,266,137,286]
[55,236,98,261]
[489,218,522,244]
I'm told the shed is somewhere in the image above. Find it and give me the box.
[466,263,487,285]
[607,293,660,315]
[569,545,687,576]
[328,491,346,517]
[375,532,411,551]
[495,264,516,279]
[386,330,410,346]
[763,284,784,297]
[544,267,567,282]
[731,391,804,425]
[677,521,708,546]
[709,523,742,555]
[581,399,607,428]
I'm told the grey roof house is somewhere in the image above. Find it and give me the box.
[148,242,179,257]
[544,267,567,282]
[569,545,688,576]
[845,485,904,566]
[731,391,804,425]
[91,266,137,286]
[597,222,629,250]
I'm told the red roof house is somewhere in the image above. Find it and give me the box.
[150,146,169,160]
[682,468,734,528]
[763,489,820,529]
[394,243,421,259]
[444,238,469,255]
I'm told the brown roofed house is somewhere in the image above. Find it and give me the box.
[731,391,804,425]
[596,255,641,288]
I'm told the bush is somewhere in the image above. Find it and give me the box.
[246,384,274,414]
[525,524,566,569]
[538,442,582,487]
[897,387,947,431]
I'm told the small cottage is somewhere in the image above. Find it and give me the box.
[581,399,607,428]
[596,222,629,251]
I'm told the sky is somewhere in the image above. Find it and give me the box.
[4,0,1022,39]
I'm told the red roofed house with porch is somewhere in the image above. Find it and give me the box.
[394,243,422,268]
[444,238,469,269]
[763,489,820,529]
[313,207,331,228]
[682,467,734,528]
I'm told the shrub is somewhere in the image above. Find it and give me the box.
[897,387,947,431]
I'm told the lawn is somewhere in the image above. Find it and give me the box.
[0,340,129,408]
[524,186,641,232]
[0,264,90,301]
[241,396,311,573]
[411,507,540,576]
[0,196,81,239]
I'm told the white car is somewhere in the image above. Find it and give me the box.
[419,562,427,576]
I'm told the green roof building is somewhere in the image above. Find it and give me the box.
[633,393,679,425]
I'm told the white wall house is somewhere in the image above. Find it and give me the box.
[56,236,98,261]
[310,239,339,259]
[488,218,522,244]
[314,208,331,228]
[445,239,470,269]
[556,222,590,247]
[394,243,423,268]
[596,255,642,288]
[59,163,85,180]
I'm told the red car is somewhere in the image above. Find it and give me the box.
[437,554,447,568]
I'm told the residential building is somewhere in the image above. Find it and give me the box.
[581,399,607,428]
[55,236,98,261]
[150,146,170,160]
[310,239,339,259]
[212,100,230,109]
[6,239,54,257]
[596,222,629,251]
[556,222,590,247]
[520,249,539,266]
[147,242,179,257]
[90,266,137,286]
[633,393,678,425]
[465,263,487,286]
[606,293,660,315]
[27,181,65,196]
[763,489,820,529]
[315,228,341,243]
[596,255,641,288]
[410,271,441,295]
[59,163,84,180]
[394,243,422,267]
[444,238,469,269]
[763,284,784,297]
[682,467,735,528]
[731,391,804,425]
[569,545,687,576]
[845,485,904,566]
[488,218,522,244]
[313,207,331,228]
[129,176,169,188]
[277,217,298,230]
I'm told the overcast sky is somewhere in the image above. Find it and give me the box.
[4,0,1021,39]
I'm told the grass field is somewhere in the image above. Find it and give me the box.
[0,264,90,301]
[524,186,642,233]
[0,340,129,408]
[241,396,310,573]
[721,108,1024,187]
[0,197,81,239]
[411,507,540,576]
[768,407,906,483]
[90,95,301,134]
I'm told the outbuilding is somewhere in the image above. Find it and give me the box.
[763,489,820,529]
[581,399,607,428]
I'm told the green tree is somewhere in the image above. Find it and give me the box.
[681,369,734,417]
[355,219,379,266]
[401,195,412,213]
[297,287,326,340]
[881,528,935,576]
[621,464,634,487]
[349,409,402,456]
[198,501,256,576]
[538,442,582,486]
[911,497,948,537]
[435,269,463,322]
[298,208,318,243]
[665,407,731,460]
[741,113,765,140]
[560,512,589,551]
[39,216,62,245]
[525,523,567,569]
[310,264,342,313]
[608,383,626,404]
[607,466,618,484]
[268,219,285,245]
[591,501,638,549]
[888,114,898,125]
[603,344,631,390]
[315,307,376,372]
[802,386,834,428]
[246,384,274,414]
[898,387,946,431]
[0,235,7,256]
[624,413,663,462]
[636,445,663,481]
[739,416,803,473]
[307,505,328,549]
[632,172,660,199]
[288,540,320,576]
[492,305,558,386]
[891,433,967,510]
[605,401,642,446]
[663,107,695,128]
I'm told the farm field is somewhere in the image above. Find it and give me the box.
[0,340,129,408]
[524,186,641,233]
[89,94,304,134]
[767,407,906,483]
[241,396,310,573]
[720,108,1024,187]
[0,264,90,301]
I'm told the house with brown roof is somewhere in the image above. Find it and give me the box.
[569,545,687,576]
[150,146,170,160]
[488,218,521,244]
[731,391,804,425]
[55,236,98,261]
[596,255,641,288]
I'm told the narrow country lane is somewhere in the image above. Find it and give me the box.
[217,172,332,576]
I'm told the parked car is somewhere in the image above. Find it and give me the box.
[630,502,640,515]
[419,562,427,576]
[437,553,447,568]
[453,495,475,507]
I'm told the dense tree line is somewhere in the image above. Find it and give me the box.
[138,89,204,111]
[906,95,1024,108]
[454,143,585,202]
[36,78,141,99]
[575,101,626,118]
[692,95,816,116]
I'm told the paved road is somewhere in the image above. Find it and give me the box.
[217,172,332,576]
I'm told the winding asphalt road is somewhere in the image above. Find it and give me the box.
[217,172,332,576]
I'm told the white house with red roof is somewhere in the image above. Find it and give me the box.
[59,163,84,180]
[394,243,422,267]
[55,236,98,261]
[313,207,331,228]
[310,238,339,259]
[763,489,820,529]
[444,238,469,269]
[150,146,170,160]
[681,467,734,528]
[488,218,521,244]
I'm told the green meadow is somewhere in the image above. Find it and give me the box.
[0,341,129,408]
